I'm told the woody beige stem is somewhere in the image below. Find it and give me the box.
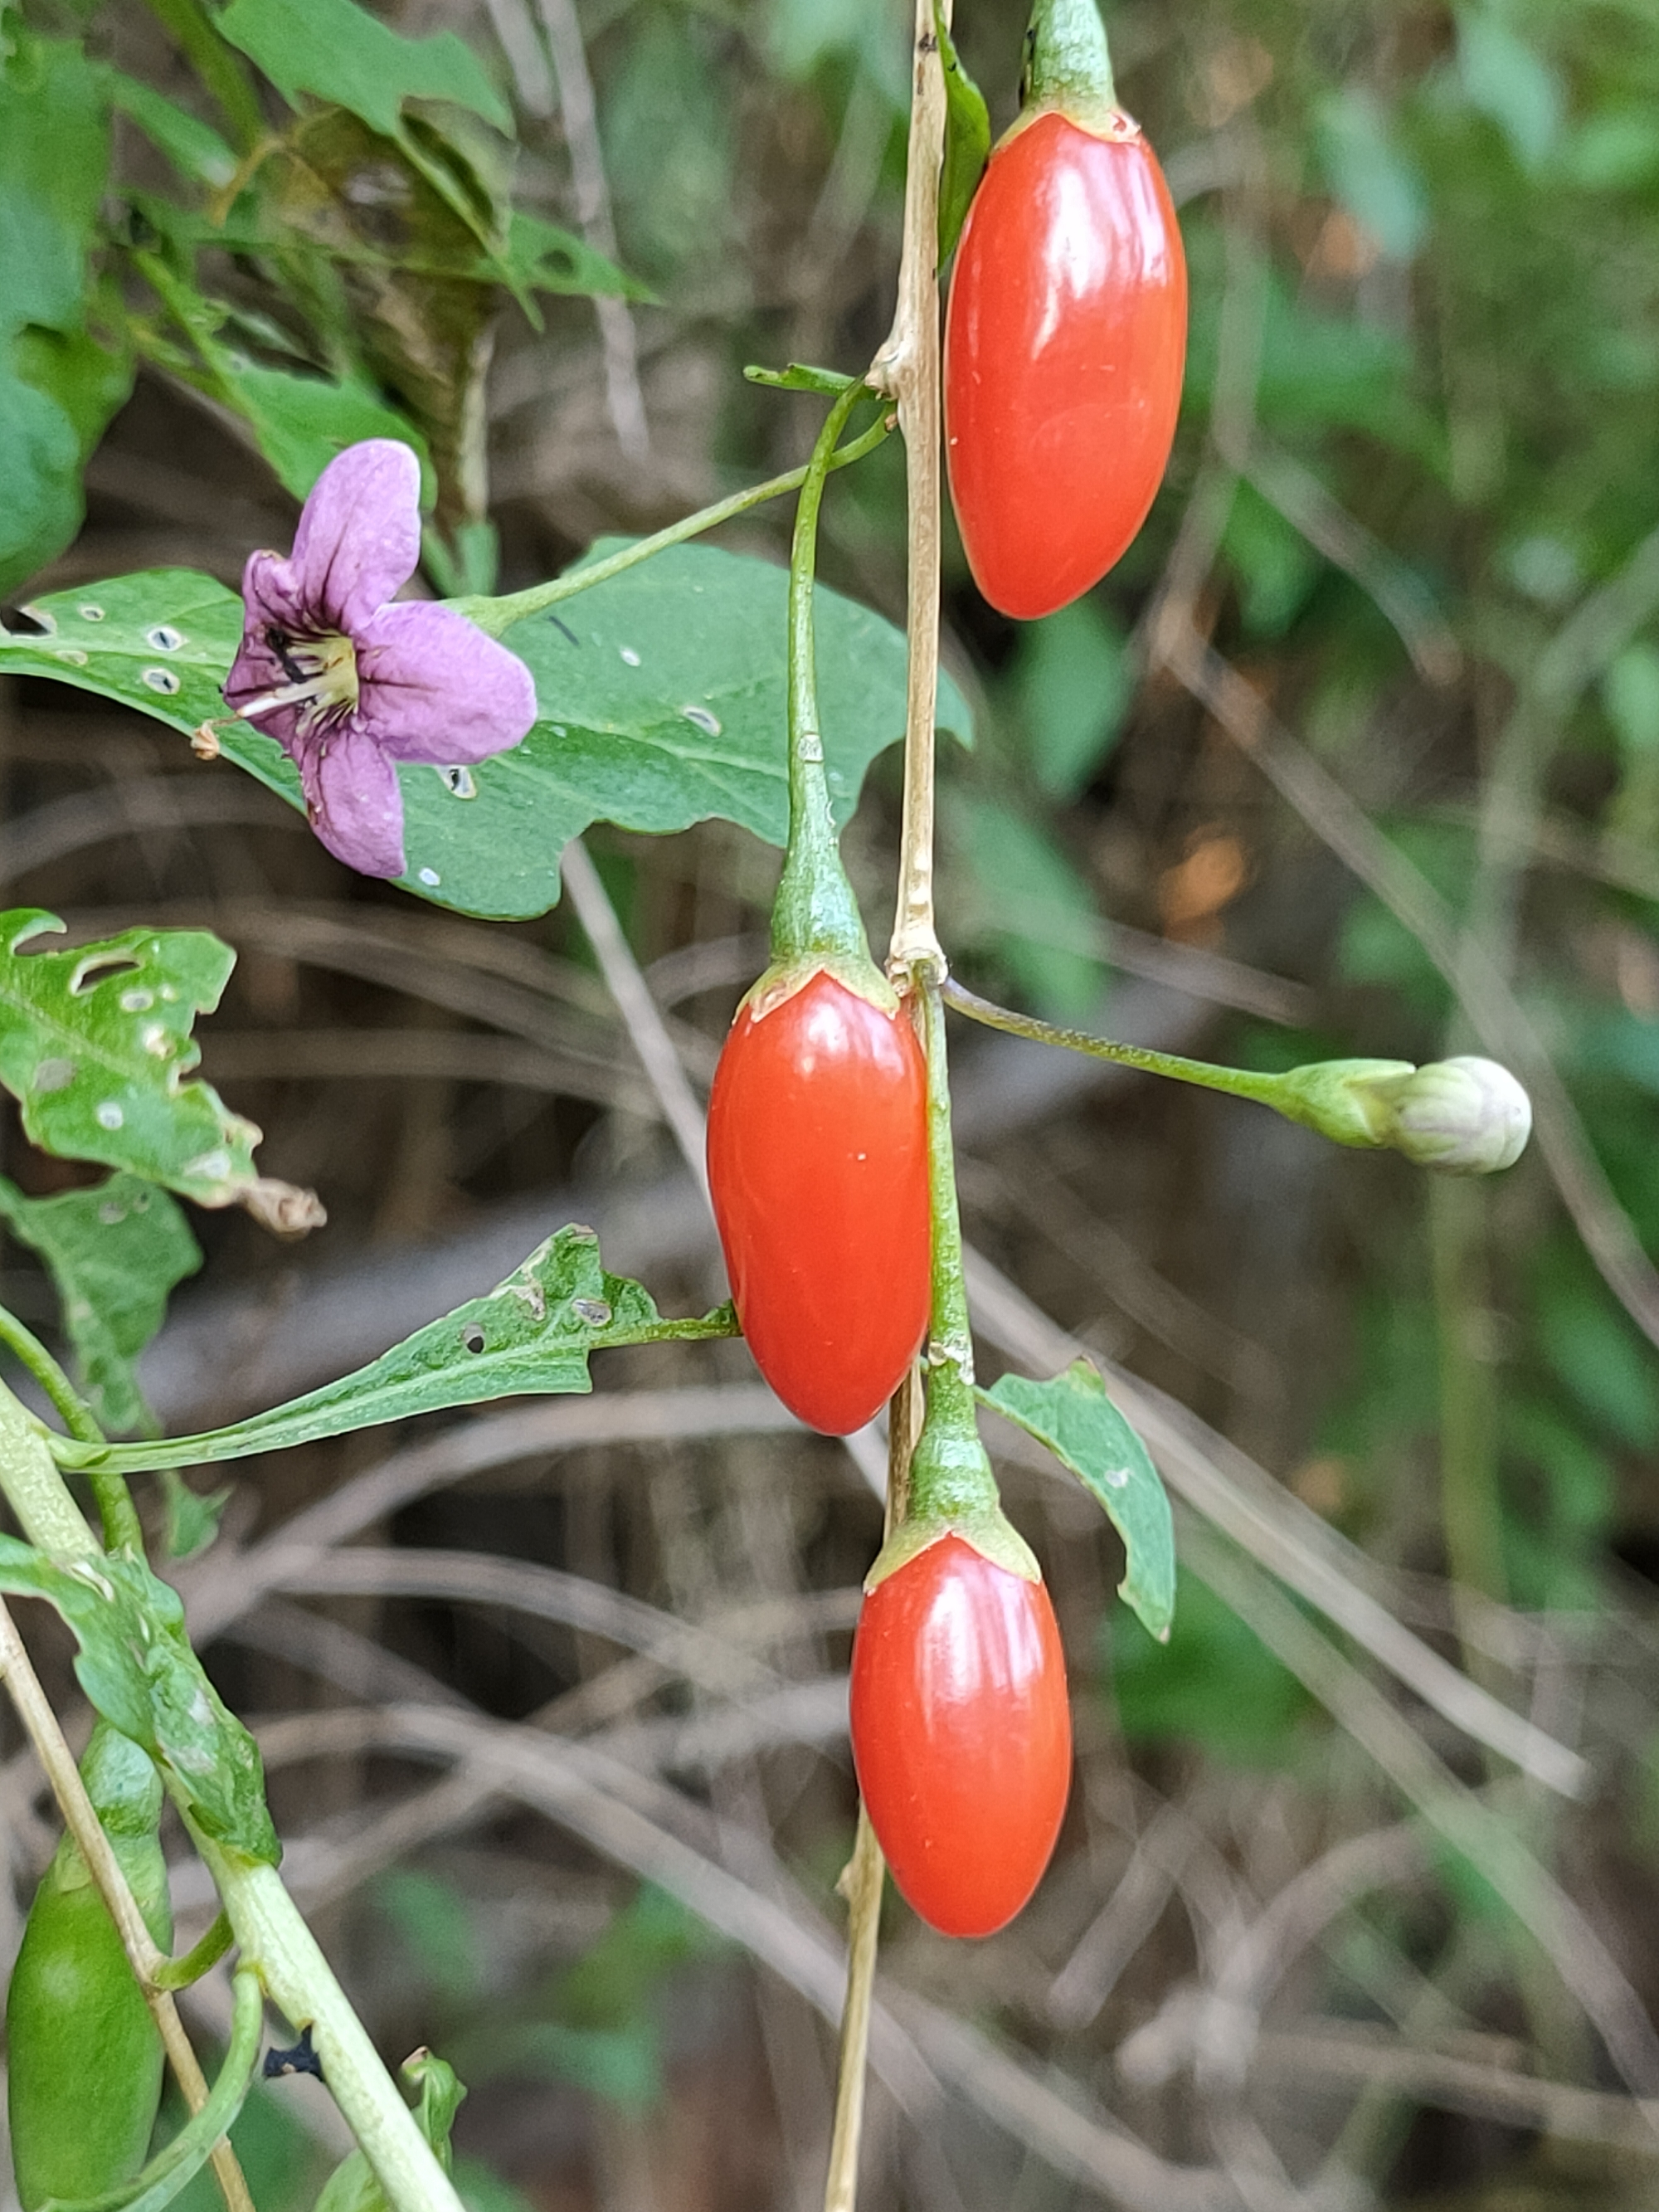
[875,0,950,974]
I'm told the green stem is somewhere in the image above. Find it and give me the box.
[0,1306,100,1444]
[458,412,893,641]
[0,1311,142,1552]
[194,1849,467,2212]
[0,1381,100,1562]
[153,1910,235,1991]
[138,0,266,151]
[1023,0,1117,124]
[769,386,884,972]
[887,981,1034,1578]
[945,977,1291,1106]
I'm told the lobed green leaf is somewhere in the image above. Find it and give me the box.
[0,910,265,1206]
[62,1225,737,1474]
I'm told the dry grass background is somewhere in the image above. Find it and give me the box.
[5,2,1659,2208]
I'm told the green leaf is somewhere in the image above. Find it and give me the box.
[1456,11,1563,173]
[0,1172,201,1435]
[951,797,1104,1021]
[1316,86,1428,261]
[980,1361,1175,1640]
[1010,597,1131,800]
[0,353,84,598]
[1223,478,1322,638]
[376,1869,481,2005]
[0,568,251,733]
[2,322,134,592]
[0,909,265,1208]
[105,71,238,188]
[1110,1568,1310,1763]
[69,1226,737,1474]
[0,32,124,593]
[1,548,974,920]
[0,31,108,334]
[743,361,858,394]
[0,1537,279,1860]
[499,212,645,303]
[208,358,431,503]
[935,0,990,265]
[216,0,511,140]
[160,1469,233,1561]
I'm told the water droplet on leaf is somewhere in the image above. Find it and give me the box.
[680,704,722,736]
[142,666,181,694]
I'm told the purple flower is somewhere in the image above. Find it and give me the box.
[222,441,536,878]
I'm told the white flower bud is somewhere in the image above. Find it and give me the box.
[1372,1055,1532,1175]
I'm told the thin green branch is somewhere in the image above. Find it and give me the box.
[459,412,894,639]
[0,1307,142,1552]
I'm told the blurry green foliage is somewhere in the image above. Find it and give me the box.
[949,795,1104,1022]
[1109,1569,1314,1768]
[377,1876,722,2115]
[1010,599,1132,801]
[0,1172,201,1437]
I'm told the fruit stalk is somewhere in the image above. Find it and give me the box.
[771,381,885,973]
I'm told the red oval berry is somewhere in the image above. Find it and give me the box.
[944,109,1188,621]
[707,970,929,1435]
[849,1534,1072,1937]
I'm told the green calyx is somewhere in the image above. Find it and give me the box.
[737,952,898,1024]
[864,1501,1042,1591]
[1020,0,1123,134]
[1272,1057,1418,1148]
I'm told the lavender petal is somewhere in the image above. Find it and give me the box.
[298,721,408,879]
[353,602,538,766]
[289,441,422,636]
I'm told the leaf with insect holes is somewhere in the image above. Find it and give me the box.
[0,1537,280,1861]
[58,1225,737,1475]
[0,548,974,921]
[0,910,264,1206]
[980,1362,1175,1640]
[0,1172,201,1435]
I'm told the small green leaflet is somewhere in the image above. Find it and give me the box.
[981,1361,1175,1640]
[0,1172,201,1435]
[314,2051,465,2212]
[935,2,990,265]
[0,547,975,922]
[0,910,264,1206]
[61,1226,737,1475]
[0,1537,280,1861]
